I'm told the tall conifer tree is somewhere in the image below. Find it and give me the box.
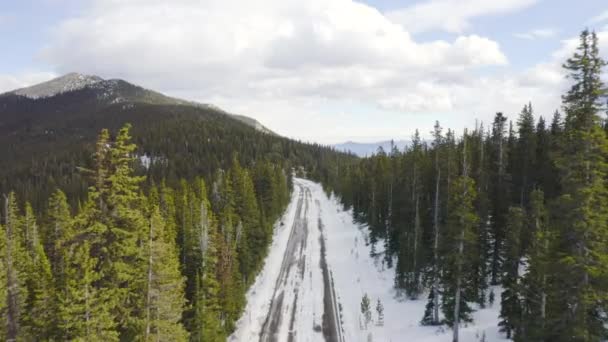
[550,29,608,341]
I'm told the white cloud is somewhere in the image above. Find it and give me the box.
[514,28,558,40]
[34,0,608,143]
[590,10,608,24]
[386,0,538,34]
[43,0,507,75]
[0,71,58,93]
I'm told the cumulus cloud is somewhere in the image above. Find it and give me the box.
[40,1,506,113]
[35,0,607,142]
[43,0,507,75]
[386,0,538,34]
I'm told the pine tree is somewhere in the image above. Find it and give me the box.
[535,117,555,202]
[376,299,384,327]
[3,193,27,342]
[514,103,536,207]
[158,182,178,244]
[143,207,188,341]
[360,293,372,329]
[427,121,443,325]
[489,113,510,285]
[47,189,73,277]
[230,157,263,284]
[395,130,424,298]
[421,291,437,326]
[178,177,225,341]
[105,124,147,337]
[549,29,608,341]
[471,124,491,308]
[190,199,224,341]
[521,189,550,341]
[442,132,479,342]
[213,171,245,333]
[93,128,111,210]
[0,198,7,339]
[57,240,118,341]
[76,124,148,338]
[498,206,524,340]
[21,203,54,339]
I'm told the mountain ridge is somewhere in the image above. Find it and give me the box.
[333,139,409,157]
[3,72,275,135]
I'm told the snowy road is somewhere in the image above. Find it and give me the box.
[230,179,343,342]
[230,178,506,342]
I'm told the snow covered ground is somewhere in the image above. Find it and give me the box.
[231,178,509,342]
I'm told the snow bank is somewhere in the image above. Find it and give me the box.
[303,178,508,342]
[229,184,303,341]
[231,178,509,342]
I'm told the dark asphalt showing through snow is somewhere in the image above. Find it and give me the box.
[258,183,343,342]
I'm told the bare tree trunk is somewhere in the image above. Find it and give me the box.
[537,214,547,325]
[388,182,393,231]
[413,195,420,288]
[182,208,187,267]
[578,125,591,328]
[453,229,465,342]
[155,307,161,342]
[453,131,469,342]
[540,275,547,323]
[492,128,505,285]
[433,167,441,324]
[85,282,90,339]
[371,188,376,224]
[200,201,209,267]
[145,217,154,341]
[446,144,452,221]
[5,195,19,342]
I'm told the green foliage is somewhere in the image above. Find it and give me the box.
[498,206,524,340]
[520,189,551,341]
[1,27,606,342]
[57,241,118,341]
[0,123,293,340]
[144,207,188,341]
[0,90,356,211]
[441,175,478,327]
[323,29,608,342]
[21,204,54,339]
[548,29,608,341]
[3,192,28,341]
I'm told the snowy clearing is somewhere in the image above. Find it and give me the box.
[230,178,509,342]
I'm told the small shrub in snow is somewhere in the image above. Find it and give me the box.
[376,299,384,327]
[361,293,372,329]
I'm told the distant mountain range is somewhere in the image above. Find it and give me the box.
[3,72,275,135]
[333,140,408,157]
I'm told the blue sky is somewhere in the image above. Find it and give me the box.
[1,1,80,72]
[2,0,608,143]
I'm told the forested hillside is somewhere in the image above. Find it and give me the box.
[0,124,296,340]
[0,76,355,210]
[323,29,608,341]
[0,73,356,340]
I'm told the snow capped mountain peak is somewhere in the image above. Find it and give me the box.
[11,72,104,99]
[3,72,276,135]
